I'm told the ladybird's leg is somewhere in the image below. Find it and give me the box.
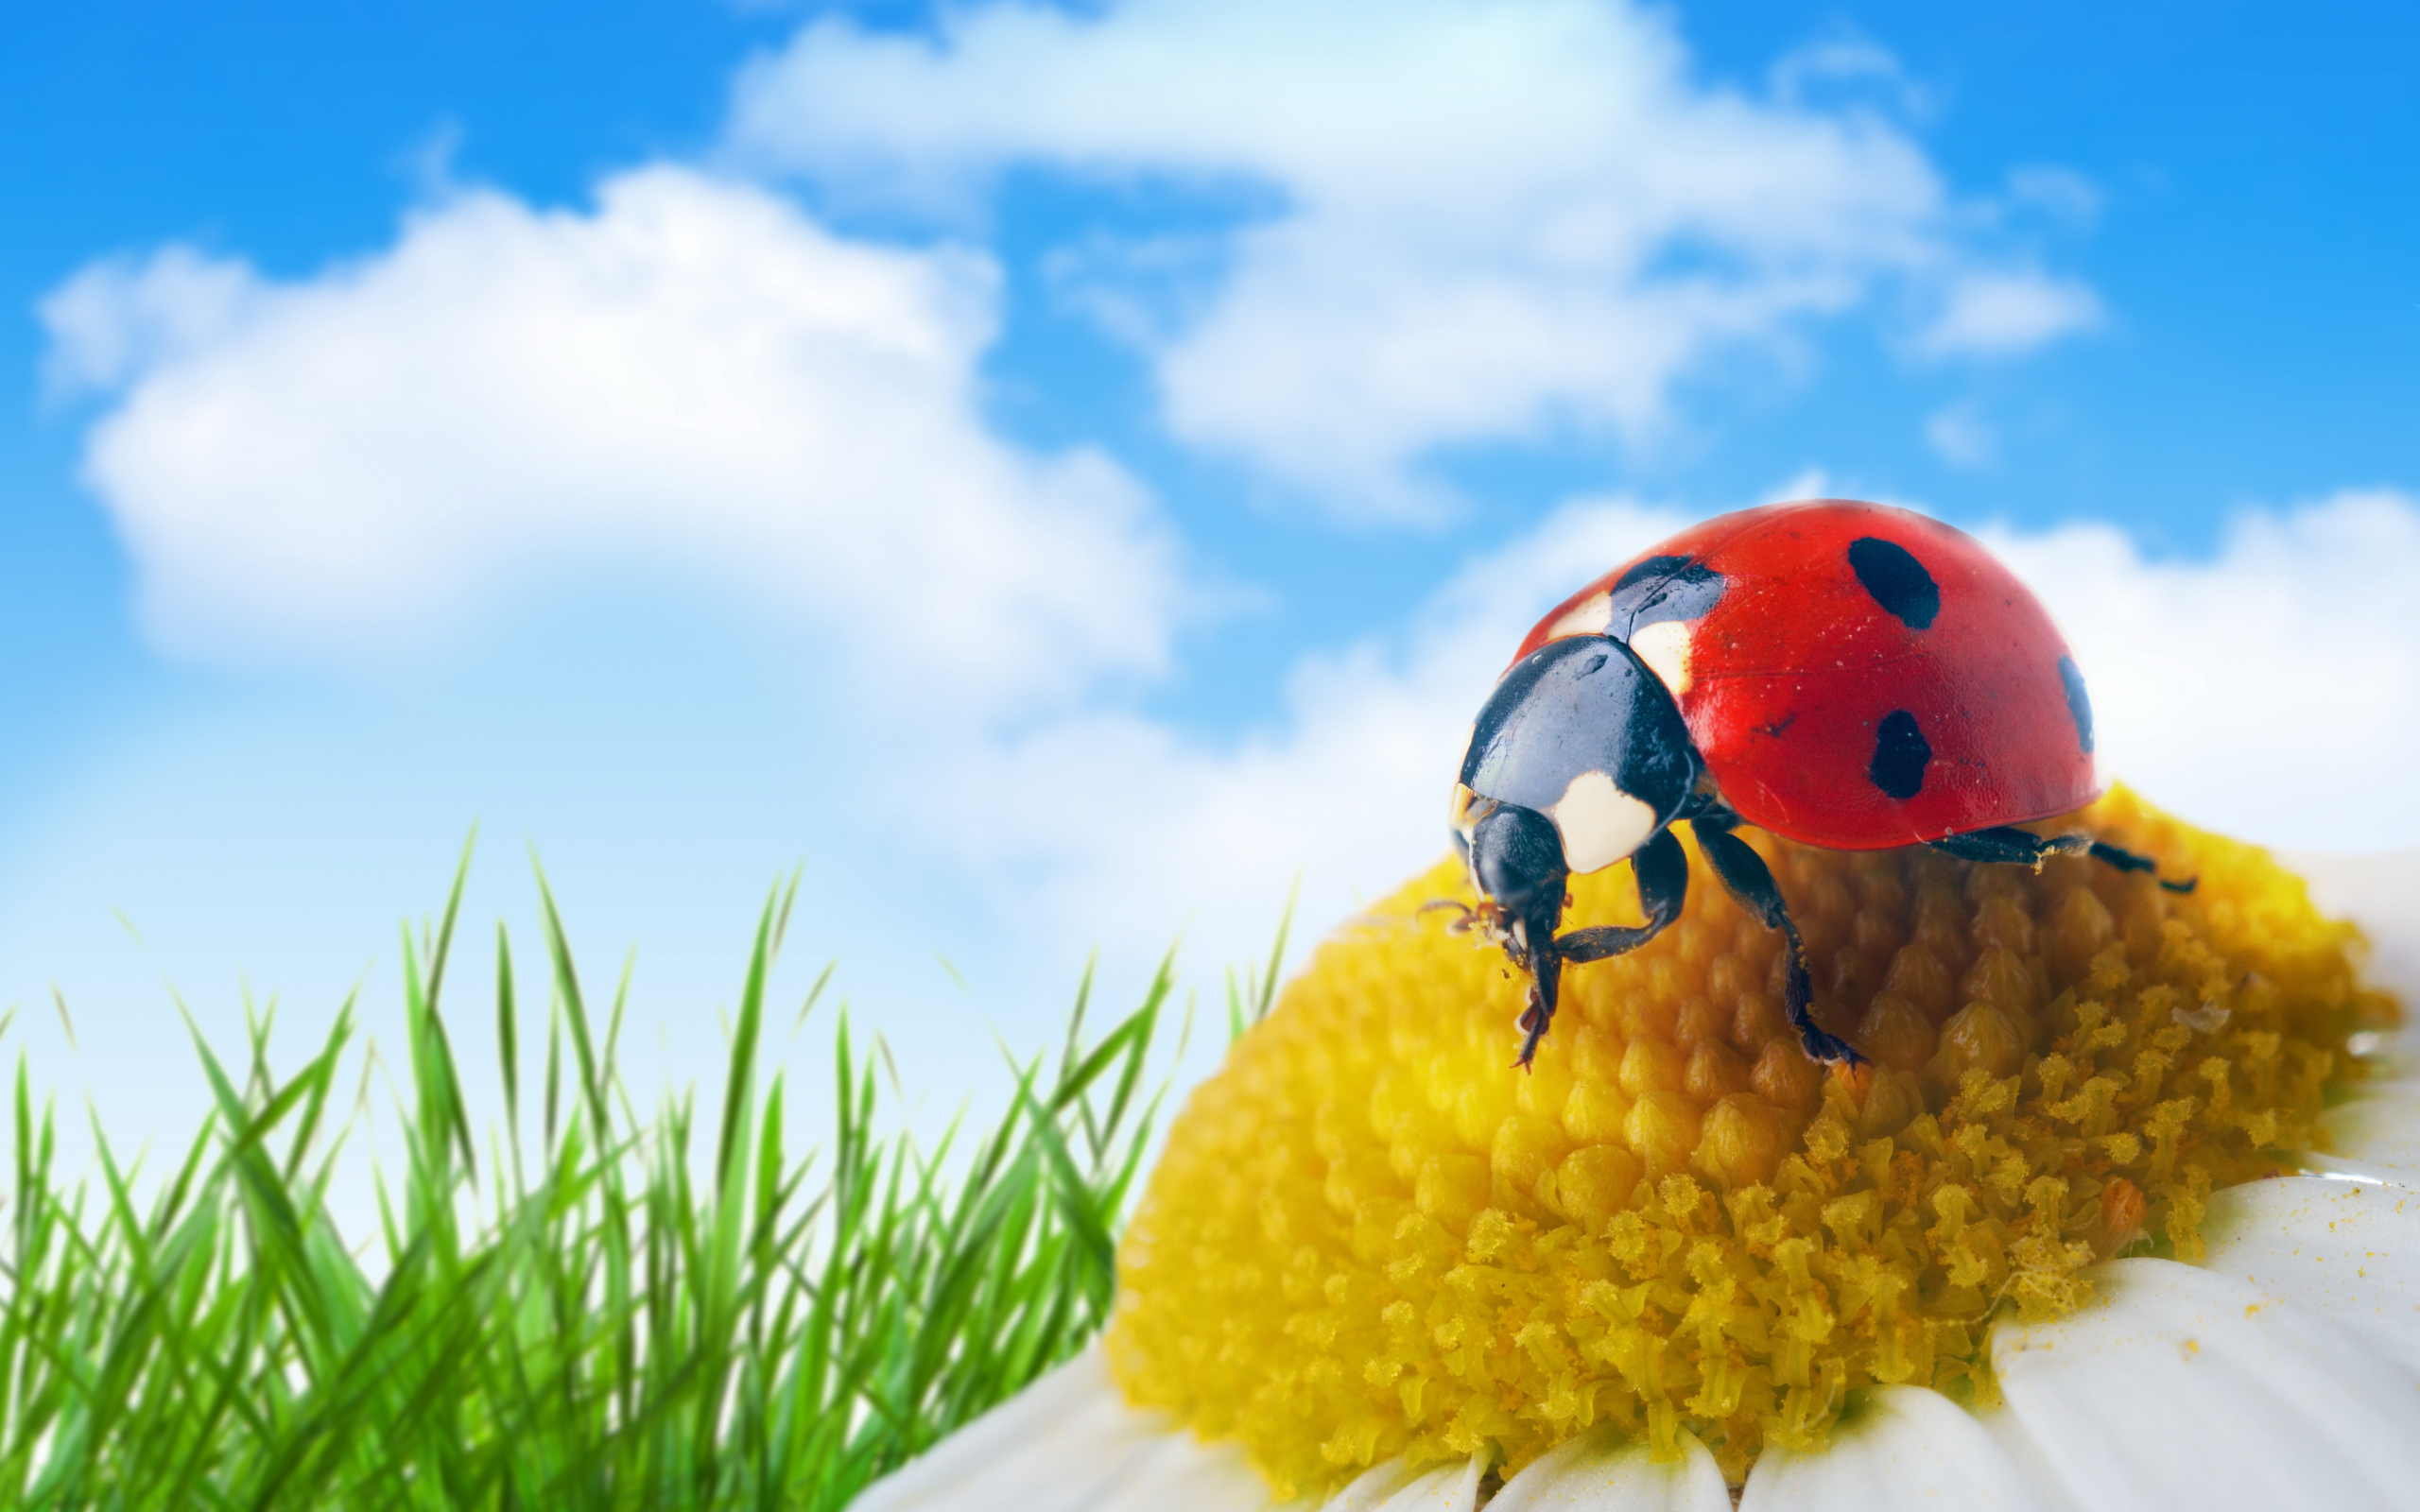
[1506,911,1553,1068]
[1512,964,1556,1070]
[1502,903,1573,1070]
[1690,816,1865,1068]
[2084,840,2198,894]
[1933,825,2198,894]
[1554,829,1689,963]
[1928,824,2068,868]
[1520,830,1688,1068]
[1512,909,1576,1069]
[1506,887,1574,1069]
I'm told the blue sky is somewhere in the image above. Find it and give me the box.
[4,0,2417,1193]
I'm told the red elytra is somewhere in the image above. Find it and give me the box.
[1512,498,2099,850]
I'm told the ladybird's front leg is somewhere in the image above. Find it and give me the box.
[1512,983,1553,1069]
[1524,829,1689,1069]
[1553,828,1689,964]
[1506,910,1564,1069]
[1690,812,1867,1069]
[1463,805,1580,1067]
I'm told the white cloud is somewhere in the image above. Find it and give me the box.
[1917,267,2102,358]
[42,244,260,398]
[32,178,1682,1004]
[1987,490,2420,850]
[43,167,1181,713]
[1926,401,1996,468]
[727,0,2097,510]
[1766,34,1931,118]
[914,498,1694,973]
[2004,165,2102,227]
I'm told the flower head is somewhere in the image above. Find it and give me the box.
[1109,788,2392,1496]
[859,788,2414,1511]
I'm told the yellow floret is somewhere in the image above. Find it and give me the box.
[1105,788,2397,1495]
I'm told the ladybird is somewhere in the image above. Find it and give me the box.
[1446,498,2189,1070]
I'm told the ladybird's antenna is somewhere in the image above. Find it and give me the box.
[1419,898,1475,930]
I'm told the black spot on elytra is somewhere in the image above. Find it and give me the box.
[1758,712,1797,740]
[2058,656,2095,754]
[1847,537,1940,629]
[1869,710,1931,799]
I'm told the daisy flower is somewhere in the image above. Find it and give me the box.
[858,789,2417,1511]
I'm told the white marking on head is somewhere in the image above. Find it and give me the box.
[1629,619,1693,696]
[1544,591,1614,642]
[1548,769,1659,875]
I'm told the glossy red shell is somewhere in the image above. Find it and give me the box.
[1512,500,2100,850]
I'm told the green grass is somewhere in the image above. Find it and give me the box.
[0,842,1183,1511]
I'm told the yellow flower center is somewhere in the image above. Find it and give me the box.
[1105,789,2395,1495]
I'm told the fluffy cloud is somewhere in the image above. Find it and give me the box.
[920,500,1696,974]
[30,165,1670,1005]
[42,244,262,396]
[1988,490,2420,850]
[1925,402,1996,468]
[1916,268,2102,358]
[728,0,2097,509]
[43,167,1180,712]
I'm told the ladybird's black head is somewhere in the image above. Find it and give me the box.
[1466,802,1567,964]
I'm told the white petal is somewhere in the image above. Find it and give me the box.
[849,1346,1115,1512]
[1737,1385,2057,1512]
[2318,1080,2420,1179]
[1322,1453,1482,1512]
[2202,1174,2420,1374]
[1105,1428,1293,1511]
[1322,1459,1424,1510]
[852,1342,1280,1512]
[1490,1425,1729,1512]
[1375,1455,1482,1512]
[1993,1256,2420,1512]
